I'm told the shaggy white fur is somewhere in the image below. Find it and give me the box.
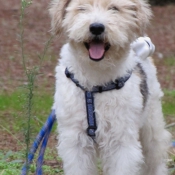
[50,0,171,175]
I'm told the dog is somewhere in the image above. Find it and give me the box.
[50,0,171,174]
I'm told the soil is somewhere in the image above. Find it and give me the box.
[0,0,175,153]
[0,1,175,92]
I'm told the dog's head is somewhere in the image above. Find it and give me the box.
[50,0,152,61]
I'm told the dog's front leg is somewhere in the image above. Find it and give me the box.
[101,140,143,175]
[58,131,98,175]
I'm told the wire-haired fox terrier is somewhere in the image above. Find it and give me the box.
[50,0,171,174]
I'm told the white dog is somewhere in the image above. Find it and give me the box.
[50,0,171,175]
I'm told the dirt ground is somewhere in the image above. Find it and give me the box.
[0,0,175,91]
[0,0,175,151]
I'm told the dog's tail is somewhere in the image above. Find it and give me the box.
[131,37,155,60]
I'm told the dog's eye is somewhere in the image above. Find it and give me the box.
[127,5,137,11]
[109,6,119,12]
[77,6,86,12]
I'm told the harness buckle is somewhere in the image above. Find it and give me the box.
[115,80,124,89]
[87,126,96,139]
[98,86,102,93]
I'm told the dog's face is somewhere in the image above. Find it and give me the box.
[50,0,152,61]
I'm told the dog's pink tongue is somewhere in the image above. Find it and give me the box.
[89,42,105,60]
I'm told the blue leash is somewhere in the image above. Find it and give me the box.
[21,110,56,175]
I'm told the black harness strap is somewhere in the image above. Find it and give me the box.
[65,68,132,139]
[85,91,97,139]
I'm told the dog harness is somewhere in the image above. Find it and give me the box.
[65,68,132,139]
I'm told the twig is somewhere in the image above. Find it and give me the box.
[0,124,25,147]
[166,123,175,129]
[168,150,175,157]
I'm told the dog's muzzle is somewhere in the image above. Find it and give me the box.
[84,23,110,61]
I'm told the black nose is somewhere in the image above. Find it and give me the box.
[89,23,105,35]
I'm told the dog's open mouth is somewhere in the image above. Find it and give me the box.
[84,40,110,61]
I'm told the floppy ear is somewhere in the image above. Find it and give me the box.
[49,0,71,35]
[135,0,152,35]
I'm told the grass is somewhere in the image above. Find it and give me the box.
[0,89,54,133]
[0,149,63,175]
[163,56,175,67]
[163,90,175,117]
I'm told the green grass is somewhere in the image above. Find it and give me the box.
[0,89,53,113]
[0,91,23,112]
[0,149,63,175]
[163,56,175,67]
[0,89,54,132]
[163,90,175,118]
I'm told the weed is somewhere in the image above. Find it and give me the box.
[19,0,53,173]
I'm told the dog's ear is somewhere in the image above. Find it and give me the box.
[134,0,152,34]
[49,0,71,35]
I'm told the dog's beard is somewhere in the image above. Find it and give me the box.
[84,39,110,61]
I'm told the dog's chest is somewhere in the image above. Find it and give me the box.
[94,88,143,137]
[55,70,143,138]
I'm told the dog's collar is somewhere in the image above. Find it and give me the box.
[65,68,132,140]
